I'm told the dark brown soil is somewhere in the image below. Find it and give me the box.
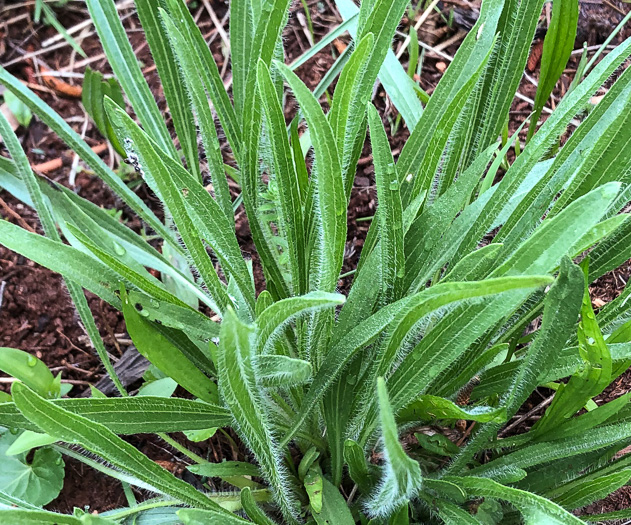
[1,0,631,517]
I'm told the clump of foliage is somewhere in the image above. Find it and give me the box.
[2,0,631,523]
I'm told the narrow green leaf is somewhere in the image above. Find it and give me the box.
[368,104,403,304]
[230,0,254,122]
[0,396,231,434]
[0,68,173,245]
[0,348,56,398]
[135,0,200,181]
[188,461,261,478]
[277,62,345,292]
[107,101,233,315]
[85,0,175,156]
[335,0,423,127]
[468,0,545,158]
[435,500,481,525]
[445,476,584,524]
[256,292,344,353]
[403,143,497,293]
[121,286,218,404]
[0,220,122,306]
[217,309,298,522]
[397,395,505,424]
[11,383,227,511]
[82,68,125,155]
[507,257,584,416]
[160,9,233,217]
[365,378,422,518]
[554,469,631,510]
[395,0,504,207]
[289,15,358,70]
[127,289,219,344]
[527,0,579,142]
[178,508,250,524]
[475,422,631,475]
[256,355,312,388]
[456,38,631,263]
[0,510,85,524]
[533,261,612,435]
[241,486,279,525]
[258,60,306,294]
[0,107,126,396]
[164,0,241,157]
[354,276,552,444]
[328,32,374,196]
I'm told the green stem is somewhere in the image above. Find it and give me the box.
[158,433,207,464]
[102,499,181,520]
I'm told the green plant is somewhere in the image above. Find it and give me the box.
[1,0,631,522]
[33,0,87,58]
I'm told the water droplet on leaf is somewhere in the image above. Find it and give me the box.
[27,355,37,367]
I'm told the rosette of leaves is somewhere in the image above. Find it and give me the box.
[1,0,631,523]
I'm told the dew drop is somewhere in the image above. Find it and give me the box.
[587,337,596,345]
[181,188,190,198]
[113,242,126,256]
[27,355,38,367]
[138,309,150,318]
[389,179,399,191]
[476,23,485,40]
[55,457,63,466]
[150,299,160,308]
[346,374,357,385]
[9,427,20,435]
[405,173,414,183]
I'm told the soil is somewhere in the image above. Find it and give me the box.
[1,0,631,518]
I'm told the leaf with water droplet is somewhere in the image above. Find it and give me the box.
[0,348,58,398]
[113,242,126,256]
